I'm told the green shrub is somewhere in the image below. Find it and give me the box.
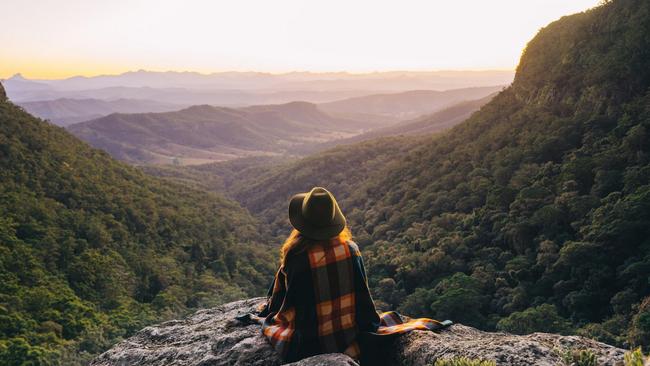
[560,349,597,366]
[624,348,647,366]
[497,304,573,335]
[629,298,650,348]
[434,357,496,366]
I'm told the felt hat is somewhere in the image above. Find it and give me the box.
[288,187,346,240]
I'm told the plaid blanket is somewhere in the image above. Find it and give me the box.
[254,239,450,362]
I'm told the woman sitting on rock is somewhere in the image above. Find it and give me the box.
[252,187,450,364]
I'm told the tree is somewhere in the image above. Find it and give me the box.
[496,304,573,335]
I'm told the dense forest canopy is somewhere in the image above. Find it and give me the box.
[149,0,650,349]
[0,86,274,365]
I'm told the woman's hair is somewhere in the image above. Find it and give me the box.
[280,227,352,266]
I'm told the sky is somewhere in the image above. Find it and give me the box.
[0,0,602,79]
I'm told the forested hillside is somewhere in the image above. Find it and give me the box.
[148,0,650,348]
[0,84,274,365]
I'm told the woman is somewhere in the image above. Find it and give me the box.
[250,187,450,363]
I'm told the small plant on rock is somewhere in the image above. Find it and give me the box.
[433,356,497,366]
[560,349,598,366]
[624,348,647,366]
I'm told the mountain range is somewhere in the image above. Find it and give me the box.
[2,70,513,110]
[65,85,501,165]
[5,69,514,92]
[319,86,502,121]
[16,98,185,126]
[303,93,497,153]
[67,101,379,165]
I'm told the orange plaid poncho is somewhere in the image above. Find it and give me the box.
[254,238,451,362]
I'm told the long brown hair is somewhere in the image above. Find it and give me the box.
[280,227,352,266]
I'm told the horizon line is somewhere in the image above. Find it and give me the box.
[2,67,516,81]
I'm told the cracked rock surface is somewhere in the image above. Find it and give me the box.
[91,297,626,366]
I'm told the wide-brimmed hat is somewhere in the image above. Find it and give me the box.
[288,187,346,240]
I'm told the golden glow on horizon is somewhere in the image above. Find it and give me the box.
[0,0,601,79]
[1,58,130,79]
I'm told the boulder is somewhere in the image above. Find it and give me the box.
[91,297,627,366]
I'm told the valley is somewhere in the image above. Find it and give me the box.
[62,86,499,165]
[65,102,377,165]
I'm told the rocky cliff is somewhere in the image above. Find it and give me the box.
[91,298,627,366]
[0,81,6,102]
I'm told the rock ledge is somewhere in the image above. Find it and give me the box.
[91,298,626,366]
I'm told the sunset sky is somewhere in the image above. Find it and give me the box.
[1,0,601,79]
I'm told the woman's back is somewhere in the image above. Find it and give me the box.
[252,187,451,364]
[260,238,378,361]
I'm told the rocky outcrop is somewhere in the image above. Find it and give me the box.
[92,298,627,366]
[0,81,6,102]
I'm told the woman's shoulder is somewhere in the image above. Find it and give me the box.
[345,240,361,256]
[284,247,311,272]
[287,240,361,267]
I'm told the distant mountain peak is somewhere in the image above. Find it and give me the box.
[279,100,318,110]
[180,104,222,113]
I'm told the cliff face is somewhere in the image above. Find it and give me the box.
[91,298,626,366]
[0,81,6,102]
